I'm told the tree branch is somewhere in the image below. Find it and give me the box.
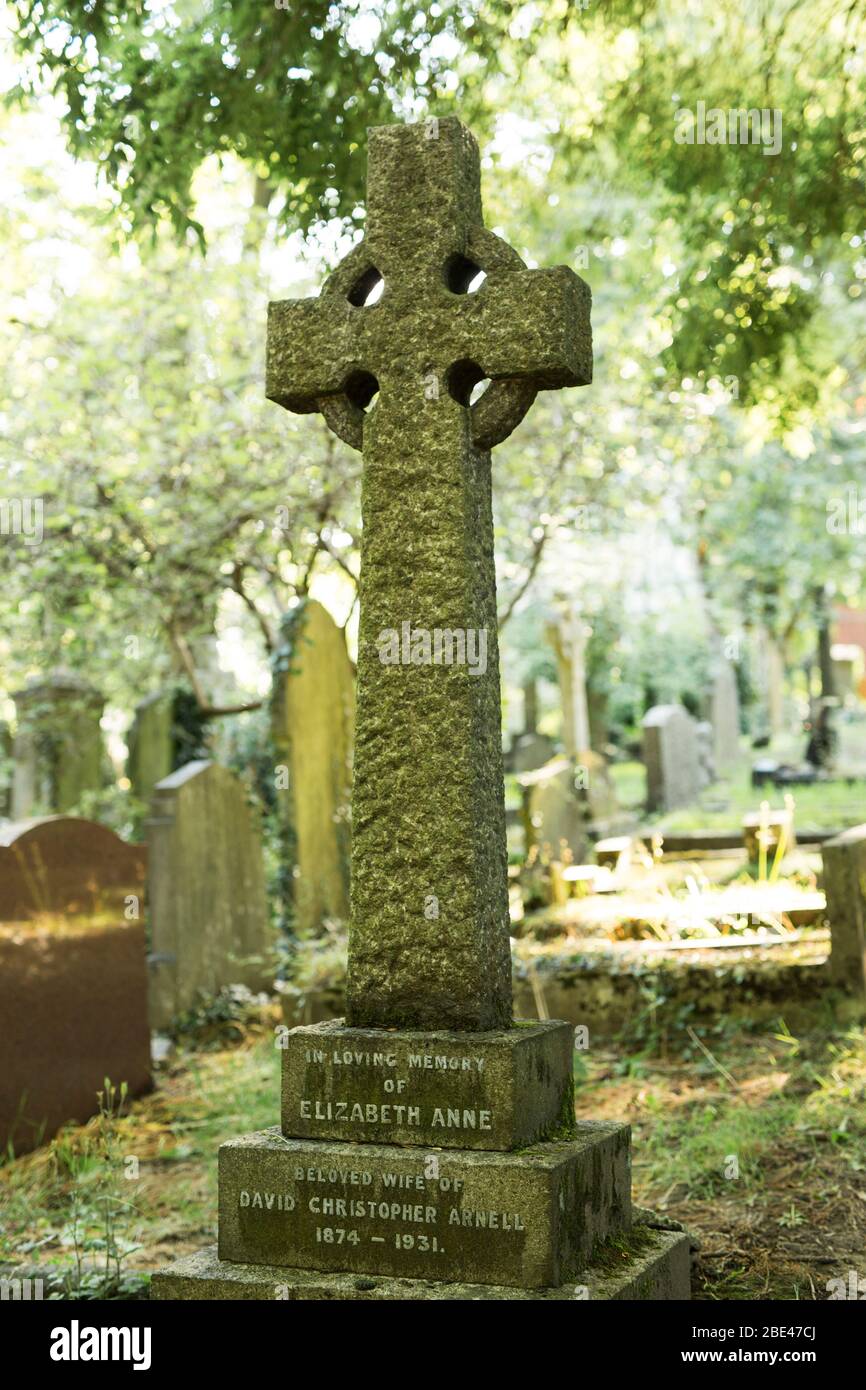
[497,525,549,631]
[497,441,571,630]
[230,563,276,653]
[168,620,264,719]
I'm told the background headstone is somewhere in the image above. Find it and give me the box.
[0,915,151,1155]
[0,720,11,817]
[510,730,556,774]
[126,685,208,804]
[146,759,271,1028]
[710,656,740,769]
[821,825,866,993]
[11,672,105,819]
[577,747,620,828]
[520,756,590,862]
[127,691,174,802]
[0,816,146,922]
[643,703,702,812]
[509,678,555,773]
[271,599,354,936]
[521,748,620,865]
[695,719,716,788]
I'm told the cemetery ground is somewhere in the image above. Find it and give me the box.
[607,716,866,833]
[3,741,858,1305]
[1,997,863,1302]
[509,741,859,968]
[610,763,866,836]
[2,739,861,1306]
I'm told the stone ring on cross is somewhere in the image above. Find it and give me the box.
[304,226,555,452]
[266,118,592,456]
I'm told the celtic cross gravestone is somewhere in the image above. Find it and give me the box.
[153,118,689,1300]
[267,115,590,1030]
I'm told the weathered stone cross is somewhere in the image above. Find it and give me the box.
[267,117,591,1032]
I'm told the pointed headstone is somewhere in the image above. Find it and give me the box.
[271,599,354,935]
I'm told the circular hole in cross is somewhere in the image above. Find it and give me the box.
[444,254,487,295]
[348,268,384,307]
[344,369,379,412]
[446,358,490,407]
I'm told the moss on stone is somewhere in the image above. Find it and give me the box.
[266,117,591,1032]
[587,1223,656,1276]
[271,599,355,937]
[536,1070,576,1143]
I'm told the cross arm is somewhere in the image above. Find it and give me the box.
[266,297,370,413]
[449,266,592,391]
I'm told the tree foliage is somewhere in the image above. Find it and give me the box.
[8,0,504,242]
[3,2,866,735]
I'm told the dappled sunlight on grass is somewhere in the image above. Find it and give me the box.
[1,1001,863,1300]
[576,1021,866,1299]
[0,1028,281,1283]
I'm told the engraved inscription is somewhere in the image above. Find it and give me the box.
[298,1100,492,1131]
[281,1021,575,1153]
[292,1044,495,1140]
[229,1161,529,1279]
[304,1047,485,1070]
[219,1126,627,1289]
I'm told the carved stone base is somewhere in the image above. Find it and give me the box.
[216,1124,630,1289]
[281,1018,574,1151]
[151,1224,690,1301]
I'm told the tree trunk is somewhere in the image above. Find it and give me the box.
[815,586,836,700]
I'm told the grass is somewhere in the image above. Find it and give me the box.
[575,1019,866,1299]
[610,759,866,834]
[608,759,646,811]
[1,999,863,1300]
[0,1008,280,1292]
